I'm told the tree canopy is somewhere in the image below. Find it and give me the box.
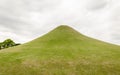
[0,39,20,50]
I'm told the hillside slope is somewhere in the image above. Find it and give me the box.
[0,25,120,75]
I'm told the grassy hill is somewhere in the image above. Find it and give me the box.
[0,25,120,75]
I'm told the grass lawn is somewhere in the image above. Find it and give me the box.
[0,25,120,75]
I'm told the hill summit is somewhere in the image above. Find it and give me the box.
[28,25,117,49]
[0,25,120,75]
[31,25,87,45]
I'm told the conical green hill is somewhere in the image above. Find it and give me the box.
[0,25,120,75]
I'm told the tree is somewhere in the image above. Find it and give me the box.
[3,39,15,48]
[0,39,20,50]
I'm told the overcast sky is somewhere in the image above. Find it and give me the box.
[0,0,120,45]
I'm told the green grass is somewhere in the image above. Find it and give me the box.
[0,25,120,75]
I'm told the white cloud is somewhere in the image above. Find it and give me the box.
[0,0,120,45]
[86,0,108,10]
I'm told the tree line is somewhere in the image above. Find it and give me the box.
[0,39,20,50]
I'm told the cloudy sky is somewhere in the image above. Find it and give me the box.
[0,0,120,45]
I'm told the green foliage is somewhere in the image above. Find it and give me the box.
[0,25,119,75]
[0,39,20,50]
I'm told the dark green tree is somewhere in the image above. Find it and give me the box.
[0,39,20,50]
[3,39,15,48]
